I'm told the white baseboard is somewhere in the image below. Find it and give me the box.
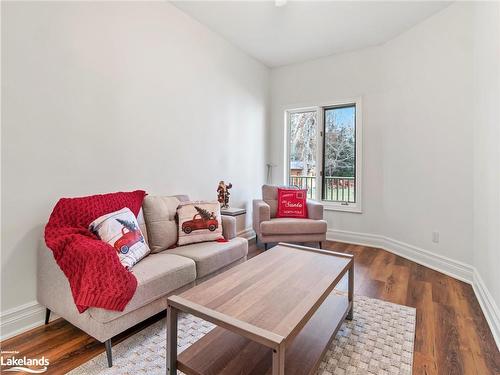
[472,271,500,349]
[327,228,499,350]
[327,229,474,283]
[0,301,47,341]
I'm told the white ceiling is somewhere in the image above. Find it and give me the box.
[172,1,451,67]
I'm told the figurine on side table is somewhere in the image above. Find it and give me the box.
[217,181,232,209]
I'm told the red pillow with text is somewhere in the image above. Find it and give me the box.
[276,188,308,218]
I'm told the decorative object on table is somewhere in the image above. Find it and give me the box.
[177,201,223,246]
[90,207,150,269]
[217,180,232,208]
[69,295,415,375]
[276,187,308,218]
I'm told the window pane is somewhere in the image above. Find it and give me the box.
[288,111,317,198]
[322,106,356,202]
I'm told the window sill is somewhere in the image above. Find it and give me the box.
[323,203,362,213]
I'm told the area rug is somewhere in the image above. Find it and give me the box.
[69,296,415,375]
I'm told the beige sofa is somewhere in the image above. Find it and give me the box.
[253,185,327,249]
[37,195,248,367]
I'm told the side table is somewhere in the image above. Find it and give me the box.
[220,207,247,237]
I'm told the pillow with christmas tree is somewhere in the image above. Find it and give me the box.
[90,207,150,269]
[177,201,224,246]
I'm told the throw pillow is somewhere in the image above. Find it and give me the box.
[142,195,181,253]
[276,188,308,218]
[90,207,150,269]
[177,201,223,246]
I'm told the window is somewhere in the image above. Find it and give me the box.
[287,109,317,199]
[285,100,362,212]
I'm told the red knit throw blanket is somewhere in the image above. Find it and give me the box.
[44,190,146,313]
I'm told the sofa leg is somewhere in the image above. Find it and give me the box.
[44,308,51,325]
[105,339,113,367]
[319,241,322,249]
[264,243,268,251]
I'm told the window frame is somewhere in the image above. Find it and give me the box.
[283,98,362,213]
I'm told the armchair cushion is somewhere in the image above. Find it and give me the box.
[260,218,327,235]
[262,184,300,218]
[276,188,308,218]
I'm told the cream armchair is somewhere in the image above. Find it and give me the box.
[253,185,327,250]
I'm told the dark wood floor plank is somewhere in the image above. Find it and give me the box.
[381,264,410,305]
[434,302,465,374]
[370,250,397,282]
[406,282,435,354]
[1,240,499,375]
[454,282,500,374]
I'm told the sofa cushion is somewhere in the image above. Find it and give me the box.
[137,208,148,245]
[89,208,151,269]
[88,252,196,323]
[167,237,248,278]
[142,196,180,253]
[260,218,327,235]
[177,201,224,246]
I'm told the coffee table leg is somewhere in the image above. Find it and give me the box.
[347,261,354,320]
[166,305,178,375]
[272,343,285,375]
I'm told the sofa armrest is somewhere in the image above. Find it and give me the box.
[37,239,78,320]
[253,199,270,234]
[307,199,324,220]
[221,215,237,240]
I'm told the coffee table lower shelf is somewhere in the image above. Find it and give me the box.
[177,292,351,375]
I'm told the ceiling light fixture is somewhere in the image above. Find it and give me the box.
[275,0,287,7]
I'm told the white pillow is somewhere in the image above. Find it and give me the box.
[177,201,223,246]
[90,207,150,269]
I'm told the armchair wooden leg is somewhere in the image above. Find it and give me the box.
[318,241,322,249]
[105,339,113,367]
[264,243,268,251]
[44,308,51,325]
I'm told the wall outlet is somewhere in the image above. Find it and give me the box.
[432,231,439,243]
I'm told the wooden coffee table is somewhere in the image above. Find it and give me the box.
[166,243,354,375]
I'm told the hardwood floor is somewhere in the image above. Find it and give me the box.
[1,241,499,374]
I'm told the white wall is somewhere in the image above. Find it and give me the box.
[1,1,269,332]
[270,3,474,265]
[472,1,500,341]
[270,2,500,345]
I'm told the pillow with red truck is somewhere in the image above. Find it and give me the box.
[90,207,150,269]
[177,201,224,246]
